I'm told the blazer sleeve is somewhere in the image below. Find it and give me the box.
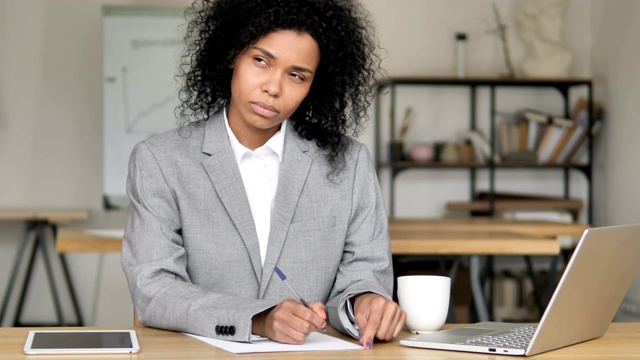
[121,142,281,342]
[325,144,394,338]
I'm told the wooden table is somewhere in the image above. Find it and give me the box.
[390,228,560,323]
[390,229,560,255]
[56,217,587,254]
[56,229,123,253]
[389,218,589,321]
[0,210,88,224]
[57,224,562,323]
[1,324,639,359]
[389,217,588,237]
[0,209,89,327]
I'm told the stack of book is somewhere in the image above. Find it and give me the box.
[459,98,602,165]
[521,98,603,164]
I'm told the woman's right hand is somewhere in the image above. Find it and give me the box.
[251,299,326,344]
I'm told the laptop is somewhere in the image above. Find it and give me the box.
[400,224,640,356]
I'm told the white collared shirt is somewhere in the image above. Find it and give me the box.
[224,109,285,266]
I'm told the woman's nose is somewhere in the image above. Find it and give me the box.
[262,74,282,97]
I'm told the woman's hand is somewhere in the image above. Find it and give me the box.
[251,299,326,344]
[353,293,406,349]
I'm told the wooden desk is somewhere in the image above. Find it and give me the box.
[389,217,588,237]
[390,228,559,323]
[0,324,639,359]
[0,209,89,327]
[391,230,559,255]
[55,219,585,255]
[56,229,123,253]
[0,210,88,224]
[389,217,589,322]
[57,227,560,324]
[55,228,562,256]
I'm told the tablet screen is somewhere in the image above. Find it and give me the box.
[32,331,132,348]
[24,330,140,354]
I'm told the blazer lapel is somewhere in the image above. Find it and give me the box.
[201,112,262,281]
[259,121,315,298]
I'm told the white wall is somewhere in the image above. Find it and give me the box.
[0,0,191,326]
[0,0,635,326]
[591,0,640,321]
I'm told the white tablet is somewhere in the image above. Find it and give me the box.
[23,330,140,354]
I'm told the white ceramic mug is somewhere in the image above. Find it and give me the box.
[397,275,451,334]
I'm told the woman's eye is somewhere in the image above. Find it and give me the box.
[254,57,267,66]
[290,73,305,82]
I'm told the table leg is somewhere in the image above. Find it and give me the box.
[544,255,560,311]
[13,226,40,326]
[470,255,489,322]
[2,221,84,327]
[446,257,460,323]
[0,223,37,326]
[38,224,84,326]
[37,224,65,325]
[47,225,84,324]
[58,253,84,325]
[524,255,544,316]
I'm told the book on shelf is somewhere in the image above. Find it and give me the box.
[458,129,497,163]
[548,126,577,163]
[539,122,581,164]
[570,97,603,121]
[517,120,528,151]
[522,109,573,127]
[536,122,573,163]
[496,112,535,162]
[525,97,604,164]
[556,124,587,163]
[522,109,550,154]
[498,118,510,158]
[557,97,604,163]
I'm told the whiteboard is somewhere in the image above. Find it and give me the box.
[102,6,186,208]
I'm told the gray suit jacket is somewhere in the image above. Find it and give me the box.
[121,110,393,342]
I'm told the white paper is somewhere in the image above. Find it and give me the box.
[86,229,125,238]
[185,332,363,354]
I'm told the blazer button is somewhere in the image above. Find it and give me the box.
[222,326,228,335]
[215,325,221,335]
[229,326,236,336]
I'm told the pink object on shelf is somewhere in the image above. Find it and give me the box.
[408,143,434,162]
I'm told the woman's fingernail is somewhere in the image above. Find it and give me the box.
[366,341,372,350]
[322,321,327,328]
[319,309,326,319]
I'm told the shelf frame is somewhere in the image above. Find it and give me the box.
[374,77,594,222]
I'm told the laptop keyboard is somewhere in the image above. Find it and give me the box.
[460,325,536,349]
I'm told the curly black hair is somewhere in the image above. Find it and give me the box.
[177,0,382,173]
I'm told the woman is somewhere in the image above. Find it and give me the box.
[121,0,405,349]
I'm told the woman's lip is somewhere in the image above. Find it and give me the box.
[250,102,279,118]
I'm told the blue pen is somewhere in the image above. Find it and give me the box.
[274,266,326,331]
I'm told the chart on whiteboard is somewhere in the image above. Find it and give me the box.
[103,8,185,206]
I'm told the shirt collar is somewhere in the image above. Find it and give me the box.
[224,107,286,164]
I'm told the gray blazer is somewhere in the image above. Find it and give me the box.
[121,110,393,342]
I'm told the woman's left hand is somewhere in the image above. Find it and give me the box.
[353,293,406,349]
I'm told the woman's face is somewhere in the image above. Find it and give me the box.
[227,30,320,148]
